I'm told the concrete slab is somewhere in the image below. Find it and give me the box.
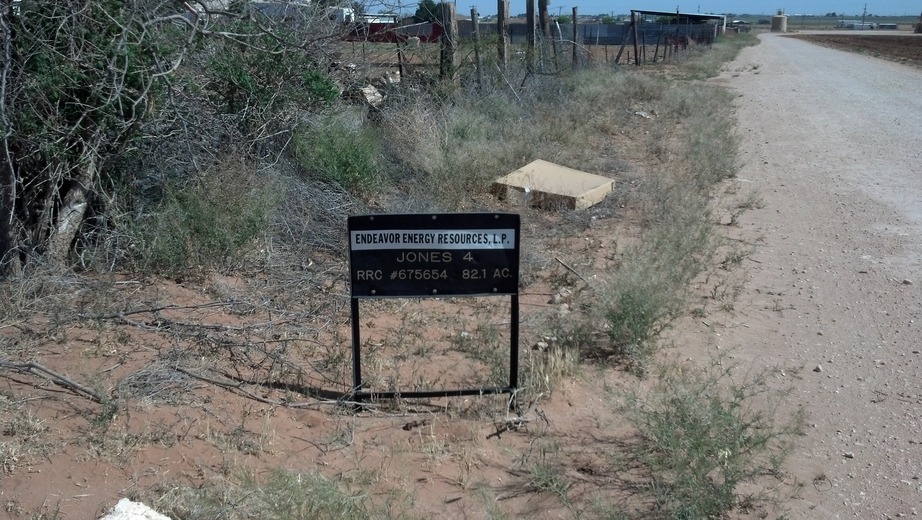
[492,160,615,210]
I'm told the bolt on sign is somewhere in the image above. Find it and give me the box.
[347,213,521,401]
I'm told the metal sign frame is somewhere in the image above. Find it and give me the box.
[347,213,520,401]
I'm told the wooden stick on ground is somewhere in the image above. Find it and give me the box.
[0,360,104,403]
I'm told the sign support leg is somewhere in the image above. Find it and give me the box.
[351,298,363,397]
[510,294,519,389]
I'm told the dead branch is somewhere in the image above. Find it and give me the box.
[0,359,104,403]
[555,256,588,283]
[80,301,240,321]
[488,391,550,439]
[174,366,354,409]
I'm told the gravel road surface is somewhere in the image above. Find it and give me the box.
[714,33,922,518]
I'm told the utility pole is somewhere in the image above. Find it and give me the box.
[861,3,866,26]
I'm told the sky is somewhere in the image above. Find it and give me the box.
[374,1,921,17]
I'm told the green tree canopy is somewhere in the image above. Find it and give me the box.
[414,0,441,23]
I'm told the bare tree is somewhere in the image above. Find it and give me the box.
[0,0,342,276]
[1,0,16,272]
[0,1,168,273]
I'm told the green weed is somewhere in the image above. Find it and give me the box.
[128,157,278,275]
[622,359,805,518]
[294,117,381,193]
[153,469,374,520]
[591,197,713,370]
[679,33,760,79]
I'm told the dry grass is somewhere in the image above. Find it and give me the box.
[0,33,805,520]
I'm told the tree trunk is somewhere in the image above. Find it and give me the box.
[46,150,98,266]
[0,155,17,275]
[0,2,19,275]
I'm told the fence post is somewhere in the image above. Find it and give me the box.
[526,0,535,72]
[615,13,633,64]
[472,8,483,90]
[632,11,640,65]
[497,0,509,71]
[572,7,579,66]
[641,29,646,63]
[539,0,551,37]
[394,14,405,79]
[440,2,458,83]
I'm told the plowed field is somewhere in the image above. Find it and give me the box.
[787,32,922,67]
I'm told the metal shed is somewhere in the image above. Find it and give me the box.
[619,9,727,65]
[629,9,727,30]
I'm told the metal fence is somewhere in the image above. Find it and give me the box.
[458,22,719,47]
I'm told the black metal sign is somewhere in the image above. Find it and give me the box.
[347,213,521,402]
[348,213,520,297]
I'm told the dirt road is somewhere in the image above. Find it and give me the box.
[713,33,922,517]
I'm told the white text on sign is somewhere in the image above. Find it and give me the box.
[351,229,516,250]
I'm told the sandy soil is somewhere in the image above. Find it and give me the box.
[708,32,922,517]
[2,31,921,520]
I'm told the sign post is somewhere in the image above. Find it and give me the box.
[348,213,520,401]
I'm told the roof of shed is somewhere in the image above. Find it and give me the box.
[630,9,726,22]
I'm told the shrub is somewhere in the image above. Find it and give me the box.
[623,360,806,518]
[128,158,278,274]
[294,118,381,193]
[594,231,709,367]
[591,172,714,369]
[671,87,740,189]
[206,18,339,133]
[585,69,737,369]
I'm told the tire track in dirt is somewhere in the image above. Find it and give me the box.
[708,33,922,518]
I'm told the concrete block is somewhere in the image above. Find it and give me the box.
[492,160,614,210]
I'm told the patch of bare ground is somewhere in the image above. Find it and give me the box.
[2,172,784,519]
[0,198,654,519]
